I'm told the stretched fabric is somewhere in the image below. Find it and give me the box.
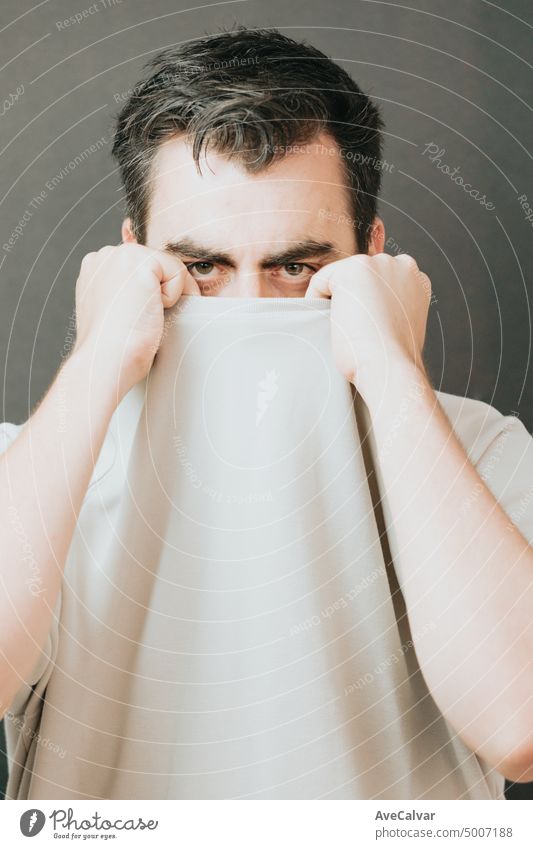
[4,295,507,799]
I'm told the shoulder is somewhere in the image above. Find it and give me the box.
[436,389,533,543]
[0,417,117,493]
[434,389,525,463]
[0,420,24,451]
[0,380,146,492]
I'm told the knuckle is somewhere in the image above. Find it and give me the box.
[118,242,142,257]
[95,245,116,258]
[418,271,432,294]
[79,256,97,277]
[398,253,418,269]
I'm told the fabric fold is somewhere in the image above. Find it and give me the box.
[5,295,504,800]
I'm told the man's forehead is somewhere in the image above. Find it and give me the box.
[147,132,355,248]
[151,132,349,195]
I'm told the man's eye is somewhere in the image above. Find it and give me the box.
[281,263,315,278]
[186,261,216,276]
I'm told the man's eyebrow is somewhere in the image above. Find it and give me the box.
[163,238,340,269]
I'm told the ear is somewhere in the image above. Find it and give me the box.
[121,217,137,243]
[366,216,385,255]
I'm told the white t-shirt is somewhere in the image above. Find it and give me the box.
[2,295,533,800]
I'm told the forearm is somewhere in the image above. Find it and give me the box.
[361,359,533,776]
[0,343,119,716]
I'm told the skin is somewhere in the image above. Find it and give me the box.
[125,130,384,298]
[1,130,532,783]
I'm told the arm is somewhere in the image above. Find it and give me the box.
[0,346,118,717]
[362,357,533,783]
[306,251,533,782]
[0,242,199,718]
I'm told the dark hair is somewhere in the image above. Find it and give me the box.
[111,25,384,252]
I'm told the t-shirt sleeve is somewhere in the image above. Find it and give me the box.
[0,420,24,454]
[472,412,533,545]
[456,406,533,796]
[434,392,533,545]
[0,421,61,719]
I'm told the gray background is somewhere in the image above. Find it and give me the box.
[1,0,532,800]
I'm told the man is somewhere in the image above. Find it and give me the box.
[1,25,532,800]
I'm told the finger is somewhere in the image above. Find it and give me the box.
[417,270,433,305]
[181,273,202,296]
[127,244,189,286]
[160,266,201,307]
[395,253,418,272]
[305,267,333,299]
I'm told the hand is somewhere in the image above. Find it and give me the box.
[72,243,200,400]
[305,253,432,404]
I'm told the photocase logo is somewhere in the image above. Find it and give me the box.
[255,369,279,425]
[20,809,46,836]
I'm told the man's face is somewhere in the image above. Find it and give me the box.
[122,130,384,297]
